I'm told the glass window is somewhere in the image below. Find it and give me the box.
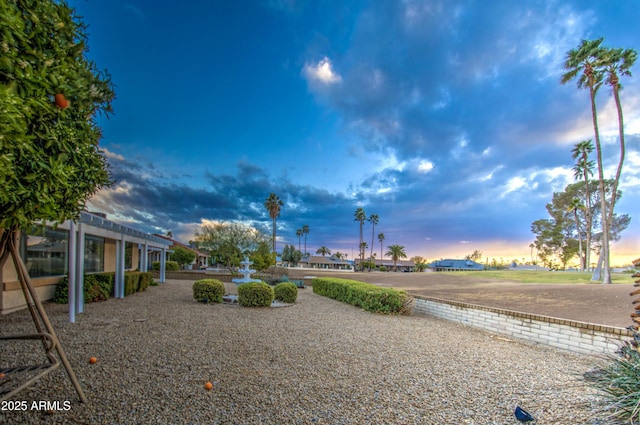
[125,242,133,269]
[21,226,69,278]
[84,235,105,273]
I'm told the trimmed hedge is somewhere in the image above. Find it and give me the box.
[151,261,180,271]
[238,282,274,307]
[274,282,297,303]
[312,277,412,314]
[53,271,153,303]
[193,279,225,303]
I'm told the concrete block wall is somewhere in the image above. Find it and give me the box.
[413,295,632,356]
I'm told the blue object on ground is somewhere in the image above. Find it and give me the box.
[514,406,534,422]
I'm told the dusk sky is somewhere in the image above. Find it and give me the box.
[71,0,640,265]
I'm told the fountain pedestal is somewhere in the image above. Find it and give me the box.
[232,256,261,284]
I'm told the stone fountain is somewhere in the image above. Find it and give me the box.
[232,256,261,284]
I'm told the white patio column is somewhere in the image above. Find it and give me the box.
[118,234,126,298]
[68,221,77,323]
[159,246,166,283]
[114,238,123,298]
[76,222,86,314]
[142,242,149,271]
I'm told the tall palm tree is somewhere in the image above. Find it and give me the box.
[571,140,594,270]
[385,244,407,272]
[378,233,385,260]
[296,228,302,252]
[354,208,366,268]
[316,246,331,257]
[301,225,309,255]
[367,214,379,271]
[562,38,610,283]
[599,46,637,257]
[264,193,283,253]
[568,197,585,271]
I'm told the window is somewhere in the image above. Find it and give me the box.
[84,235,105,273]
[21,226,69,278]
[125,242,134,269]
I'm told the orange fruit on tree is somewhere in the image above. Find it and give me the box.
[89,357,97,364]
[54,93,69,109]
[204,381,213,390]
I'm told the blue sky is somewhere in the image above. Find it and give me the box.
[71,0,640,265]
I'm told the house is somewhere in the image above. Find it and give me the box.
[298,255,354,270]
[355,258,416,272]
[152,234,209,270]
[430,259,484,271]
[1,211,172,318]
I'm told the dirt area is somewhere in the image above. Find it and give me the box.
[288,269,637,328]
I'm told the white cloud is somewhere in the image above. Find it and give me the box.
[417,160,434,173]
[303,57,342,85]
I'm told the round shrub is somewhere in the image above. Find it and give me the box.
[152,261,180,271]
[193,279,225,303]
[238,282,274,307]
[274,282,297,303]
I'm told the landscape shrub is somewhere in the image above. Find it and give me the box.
[151,261,180,271]
[192,279,225,303]
[54,273,111,303]
[274,282,297,303]
[312,277,412,314]
[124,272,140,296]
[238,282,274,307]
[138,272,153,291]
[93,272,115,297]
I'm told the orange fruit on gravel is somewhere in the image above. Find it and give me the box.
[89,357,97,364]
[0,373,5,379]
[204,381,213,390]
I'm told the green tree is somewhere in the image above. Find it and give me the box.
[567,197,585,271]
[316,246,331,256]
[385,244,407,272]
[378,233,385,259]
[562,38,610,281]
[301,224,310,255]
[296,228,302,252]
[250,240,275,272]
[0,0,115,402]
[411,256,428,272]
[367,213,379,271]
[195,221,268,270]
[465,250,482,262]
[170,246,196,269]
[571,140,594,270]
[264,193,283,253]
[354,208,366,268]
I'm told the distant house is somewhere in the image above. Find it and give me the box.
[355,258,416,272]
[298,255,353,270]
[152,234,209,270]
[430,259,484,271]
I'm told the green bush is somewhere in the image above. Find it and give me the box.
[192,279,225,303]
[312,277,412,314]
[93,272,115,297]
[588,347,640,422]
[238,282,274,307]
[53,273,111,303]
[124,272,140,296]
[138,272,153,291]
[151,261,180,271]
[274,282,297,303]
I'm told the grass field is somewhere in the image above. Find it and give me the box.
[439,270,634,284]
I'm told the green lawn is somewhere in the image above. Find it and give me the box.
[438,270,634,284]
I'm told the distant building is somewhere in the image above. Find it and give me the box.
[430,259,484,271]
[297,254,353,270]
[355,258,416,272]
[152,234,209,270]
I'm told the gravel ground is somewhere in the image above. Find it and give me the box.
[0,279,610,424]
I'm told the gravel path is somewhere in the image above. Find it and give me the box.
[0,280,609,424]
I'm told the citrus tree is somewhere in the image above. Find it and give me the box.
[0,0,114,402]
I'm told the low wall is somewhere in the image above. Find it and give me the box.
[413,295,632,356]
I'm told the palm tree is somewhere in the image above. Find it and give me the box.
[359,241,368,270]
[568,197,585,271]
[354,208,366,268]
[367,214,379,271]
[296,228,302,252]
[264,193,283,253]
[562,38,610,283]
[385,244,407,272]
[316,246,331,257]
[529,243,535,264]
[571,140,594,270]
[599,46,637,265]
[301,225,310,255]
[378,233,385,260]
